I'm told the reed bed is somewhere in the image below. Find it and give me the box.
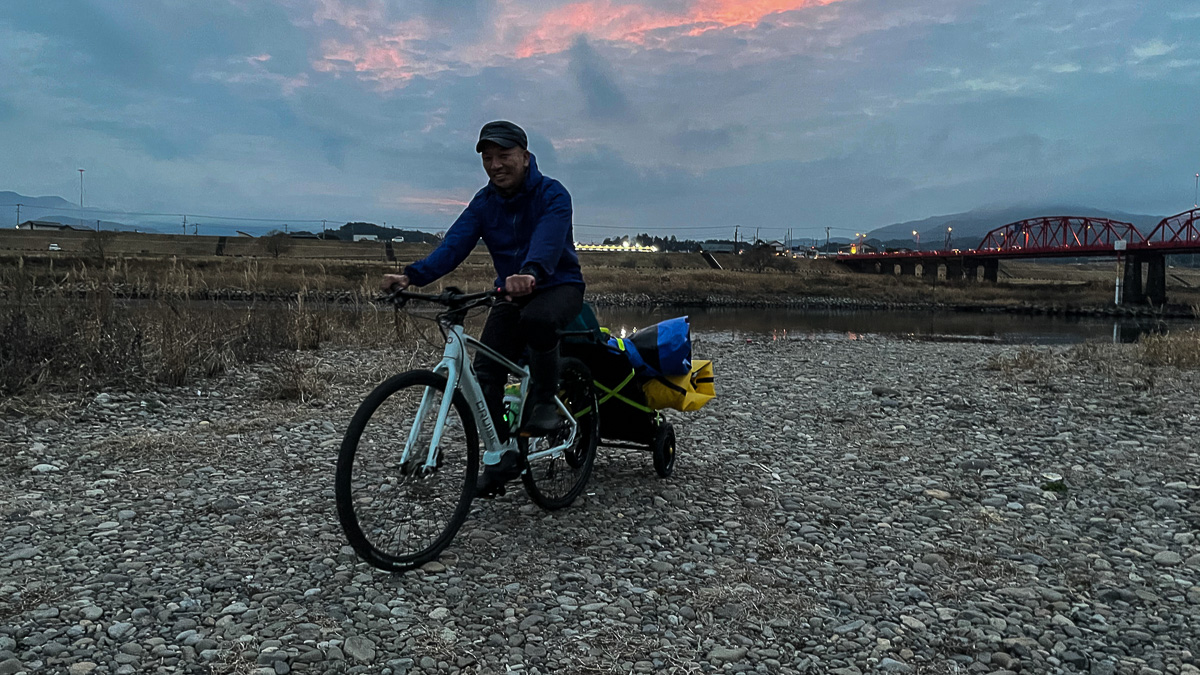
[0,257,412,399]
[4,251,1198,398]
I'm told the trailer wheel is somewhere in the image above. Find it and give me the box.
[652,422,676,478]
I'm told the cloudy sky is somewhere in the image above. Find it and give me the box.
[1,0,1197,240]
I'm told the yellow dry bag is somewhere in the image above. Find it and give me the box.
[641,360,715,412]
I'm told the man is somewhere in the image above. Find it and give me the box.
[381,120,585,495]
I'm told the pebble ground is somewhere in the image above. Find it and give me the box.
[2,333,1199,675]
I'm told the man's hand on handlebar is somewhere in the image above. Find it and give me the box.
[504,274,536,299]
[382,273,410,293]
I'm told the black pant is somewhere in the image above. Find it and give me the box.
[475,284,584,383]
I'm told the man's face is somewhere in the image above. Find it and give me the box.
[480,143,530,192]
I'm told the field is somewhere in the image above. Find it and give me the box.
[5,228,1200,309]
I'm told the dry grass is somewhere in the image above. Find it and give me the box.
[0,259,415,398]
[1138,329,1200,368]
[8,246,1200,310]
[261,353,330,402]
[984,347,1055,374]
[5,248,1199,397]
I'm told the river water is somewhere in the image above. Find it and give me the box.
[596,306,1195,344]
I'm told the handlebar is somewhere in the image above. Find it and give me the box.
[380,286,505,310]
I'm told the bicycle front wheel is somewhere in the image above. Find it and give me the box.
[336,369,479,572]
[520,357,599,510]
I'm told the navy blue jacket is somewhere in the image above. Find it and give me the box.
[404,154,585,291]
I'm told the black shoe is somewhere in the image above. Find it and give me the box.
[475,451,524,497]
[519,402,566,437]
[521,344,564,437]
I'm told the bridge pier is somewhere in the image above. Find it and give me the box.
[1120,254,1168,305]
[1122,255,1144,304]
[1146,254,1167,306]
[982,259,999,283]
[944,259,964,281]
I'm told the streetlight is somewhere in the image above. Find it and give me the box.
[913,230,920,251]
[78,168,87,229]
[945,226,953,251]
[1194,173,1198,208]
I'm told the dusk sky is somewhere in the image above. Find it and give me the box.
[1,1,1197,241]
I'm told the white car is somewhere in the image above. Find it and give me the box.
[48,243,61,251]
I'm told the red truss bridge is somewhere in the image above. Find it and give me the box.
[836,209,1200,305]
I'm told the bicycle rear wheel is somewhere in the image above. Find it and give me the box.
[336,370,478,572]
[520,357,599,510]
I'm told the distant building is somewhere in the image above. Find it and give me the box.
[353,234,378,242]
[576,243,657,252]
[17,220,82,231]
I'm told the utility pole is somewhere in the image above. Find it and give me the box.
[78,168,85,228]
[734,224,739,252]
[825,227,831,252]
[182,215,187,235]
[322,219,327,237]
[15,203,20,228]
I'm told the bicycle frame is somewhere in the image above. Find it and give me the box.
[398,322,579,471]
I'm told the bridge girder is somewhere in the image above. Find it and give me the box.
[977,216,1139,253]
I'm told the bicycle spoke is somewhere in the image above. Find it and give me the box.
[521,358,598,510]
[336,371,478,571]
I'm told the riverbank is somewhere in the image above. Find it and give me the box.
[2,336,1199,674]
[4,251,1200,318]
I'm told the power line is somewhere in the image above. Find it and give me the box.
[0,203,327,223]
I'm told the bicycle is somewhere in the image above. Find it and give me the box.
[335,287,600,572]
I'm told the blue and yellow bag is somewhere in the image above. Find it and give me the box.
[607,316,692,377]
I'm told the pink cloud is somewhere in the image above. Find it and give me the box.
[379,191,472,215]
[306,0,845,88]
[316,38,414,84]
[517,0,843,57]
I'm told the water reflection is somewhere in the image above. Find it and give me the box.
[595,306,1191,345]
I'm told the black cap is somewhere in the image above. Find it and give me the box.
[476,120,527,152]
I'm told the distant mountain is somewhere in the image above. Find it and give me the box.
[0,190,163,232]
[34,216,154,233]
[868,205,1166,249]
[0,191,78,210]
